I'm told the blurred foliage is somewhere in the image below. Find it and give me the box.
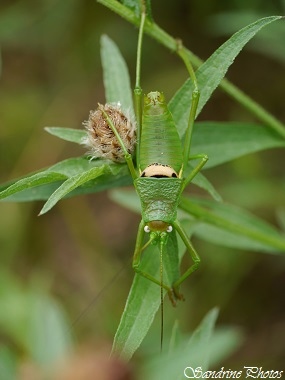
[0,0,285,378]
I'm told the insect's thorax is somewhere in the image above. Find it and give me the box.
[134,177,183,224]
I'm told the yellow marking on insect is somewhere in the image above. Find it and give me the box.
[141,163,178,178]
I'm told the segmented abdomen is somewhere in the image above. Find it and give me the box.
[139,92,183,174]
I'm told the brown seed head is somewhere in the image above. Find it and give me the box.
[83,103,136,163]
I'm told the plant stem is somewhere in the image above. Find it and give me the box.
[97,0,285,139]
[179,197,285,252]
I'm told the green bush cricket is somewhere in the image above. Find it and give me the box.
[94,3,208,309]
[0,0,284,362]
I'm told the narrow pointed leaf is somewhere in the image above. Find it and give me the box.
[39,166,108,214]
[112,227,188,360]
[0,172,67,201]
[185,308,219,370]
[169,16,283,138]
[180,196,285,253]
[208,326,244,368]
[27,295,71,368]
[190,122,285,169]
[0,157,132,204]
[142,308,220,380]
[101,35,134,117]
[190,168,222,202]
[0,157,98,201]
[110,189,285,254]
[45,127,86,144]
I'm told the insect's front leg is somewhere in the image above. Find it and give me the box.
[182,153,209,189]
[132,220,175,294]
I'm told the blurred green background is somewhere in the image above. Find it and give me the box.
[0,0,285,378]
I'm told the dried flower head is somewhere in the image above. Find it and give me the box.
[82,103,136,163]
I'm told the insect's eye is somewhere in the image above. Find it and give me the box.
[166,225,173,233]
[144,225,151,233]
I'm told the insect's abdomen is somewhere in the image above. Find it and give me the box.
[139,92,183,174]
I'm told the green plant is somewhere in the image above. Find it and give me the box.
[1,0,285,372]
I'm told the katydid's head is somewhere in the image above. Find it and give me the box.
[141,163,178,178]
[144,221,173,234]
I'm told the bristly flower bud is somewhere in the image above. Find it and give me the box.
[82,103,136,163]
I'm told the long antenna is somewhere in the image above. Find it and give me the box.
[160,240,164,352]
[69,265,126,330]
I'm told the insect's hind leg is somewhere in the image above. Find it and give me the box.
[170,220,201,302]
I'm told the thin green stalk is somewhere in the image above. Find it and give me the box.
[177,46,200,170]
[134,3,146,166]
[220,77,285,138]
[179,197,285,252]
[97,0,285,139]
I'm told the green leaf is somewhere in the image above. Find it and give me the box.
[141,308,220,380]
[101,35,134,117]
[27,295,71,369]
[169,16,283,138]
[1,182,67,203]
[180,196,285,253]
[185,308,219,370]
[0,347,17,380]
[112,227,186,360]
[39,165,110,214]
[209,11,285,64]
[208,326,244,367]
[191,122,285,169]
[0,158,132,203]
[109,188,140,213]
[120,0,153,21]
[112,189,285,254]
[0,172,67,201]
[0,271,71,368]
[189,167,222,202]
[120,0,140,18]
[45,127,86,144]
[0,157,94,201]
